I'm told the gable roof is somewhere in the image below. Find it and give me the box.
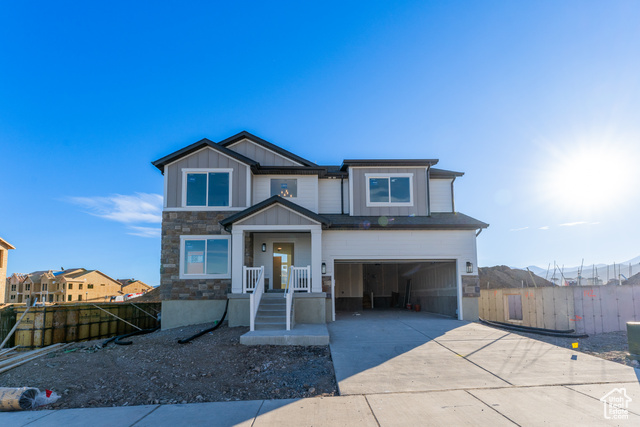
[152,138,258,172]
[218,131,318,167]
[0,237,15,250]
[340,159,439,171]
[220,195,331,230]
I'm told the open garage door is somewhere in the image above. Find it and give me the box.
[334,260,458,317]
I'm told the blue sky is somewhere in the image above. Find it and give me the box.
[2,1,640,286]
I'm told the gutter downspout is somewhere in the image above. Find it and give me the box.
[426,165,431,216]
[451,177,456,213]
[476,229,483,237]
[340,177,344,215]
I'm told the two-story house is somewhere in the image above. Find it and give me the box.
[0,237,15,304]
[153,131,488,331]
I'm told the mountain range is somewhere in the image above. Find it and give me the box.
[525,255,640,282]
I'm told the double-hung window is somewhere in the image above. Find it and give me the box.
[180,235,231,279]
[182,169,232,207]
[366,173,413,206]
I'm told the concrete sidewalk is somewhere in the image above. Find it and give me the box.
[3,311,640,426]
[4,384,640,426]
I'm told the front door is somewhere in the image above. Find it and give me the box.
[272,243,294,290]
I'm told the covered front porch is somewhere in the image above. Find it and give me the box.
[220,196,330,340]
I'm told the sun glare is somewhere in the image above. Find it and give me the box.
[538,140,634,214]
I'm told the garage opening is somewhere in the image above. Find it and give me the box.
[334,261,458,318]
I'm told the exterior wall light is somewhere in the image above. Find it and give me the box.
[321,262,326,275]
[261,243,266,252]
[466,262,473,274]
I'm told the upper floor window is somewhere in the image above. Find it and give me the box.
[270,179,297,198]
[366,174,413,206]
[79,284,83,290]
[180,235,231,279]
[182,169,232,207]
[68,284,72,290]
[25,284,31,291]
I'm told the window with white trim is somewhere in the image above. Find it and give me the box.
[365,173,413,206]
[180,235,231,279]
[183,169,232,207]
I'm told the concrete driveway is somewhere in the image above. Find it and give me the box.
[328,310,640,425]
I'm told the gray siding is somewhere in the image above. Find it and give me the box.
[351,167,427,216]
[236,205,317,226]
[166,147,249,208]
[226,139,300,166]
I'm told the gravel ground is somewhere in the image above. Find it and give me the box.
[0,323,337,410]
[504,329,639,368]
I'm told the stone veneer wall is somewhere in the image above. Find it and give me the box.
[160,211,233,300]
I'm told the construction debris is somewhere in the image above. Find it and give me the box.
[0,344,71,375]
[0,387,60,411]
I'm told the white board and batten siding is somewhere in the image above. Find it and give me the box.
[318,178,351,214]
[252,175,319,213]
[429,179,453,213]
[165,147,249,209]
[322,229,478,277]
[226,138,301,166]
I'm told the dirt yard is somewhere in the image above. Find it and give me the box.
[506,329,639,368]
[0,323,337,410]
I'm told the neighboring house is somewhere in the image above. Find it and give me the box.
[153,131,488,330]
[0,237,16,304]
[5,268,152,304]
[117,279,154,295]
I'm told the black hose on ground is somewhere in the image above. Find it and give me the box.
[115,326,161,345]
[178,299,229,344]
[483,319,576,334]
[479,318,589,338]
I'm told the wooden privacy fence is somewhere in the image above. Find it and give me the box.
[11,303,161,349]
[0,307,18,347]
[479,284,640,335]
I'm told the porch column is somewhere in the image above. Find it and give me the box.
[231,228,244,293]
[311,228,322,293]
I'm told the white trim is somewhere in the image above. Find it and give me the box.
[181,168,233,208]
[348,169,354,216]
[349,166,427,169]
[269,177,299,199]
[163,207,246,212]
[246,167,251,207]
[365,173,414,207]
[226,138,303,166]
[457,261,463,321]
[234,224,322,232]
[163,165,168,208]
[179,235,231,280]
[233,203,321,226]
[164,146,253,168]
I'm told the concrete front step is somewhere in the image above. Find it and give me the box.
[255,323,286,331]
[240,323,330,345]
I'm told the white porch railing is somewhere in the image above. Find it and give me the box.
[248,266,265,332]
[284,265,311,330]
[243,266,263,293]
[286,266,311,293]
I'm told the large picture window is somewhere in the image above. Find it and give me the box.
[270,179,297,198]
[366,174,413,206]
[180,235,231,278]
[183,169,232,207]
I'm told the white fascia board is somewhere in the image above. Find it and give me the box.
[234,224,322,232]
[348,168,354,215]
[163,207,246,212]
[163,165,168,208]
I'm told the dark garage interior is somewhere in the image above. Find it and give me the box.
[334,260,458,317]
